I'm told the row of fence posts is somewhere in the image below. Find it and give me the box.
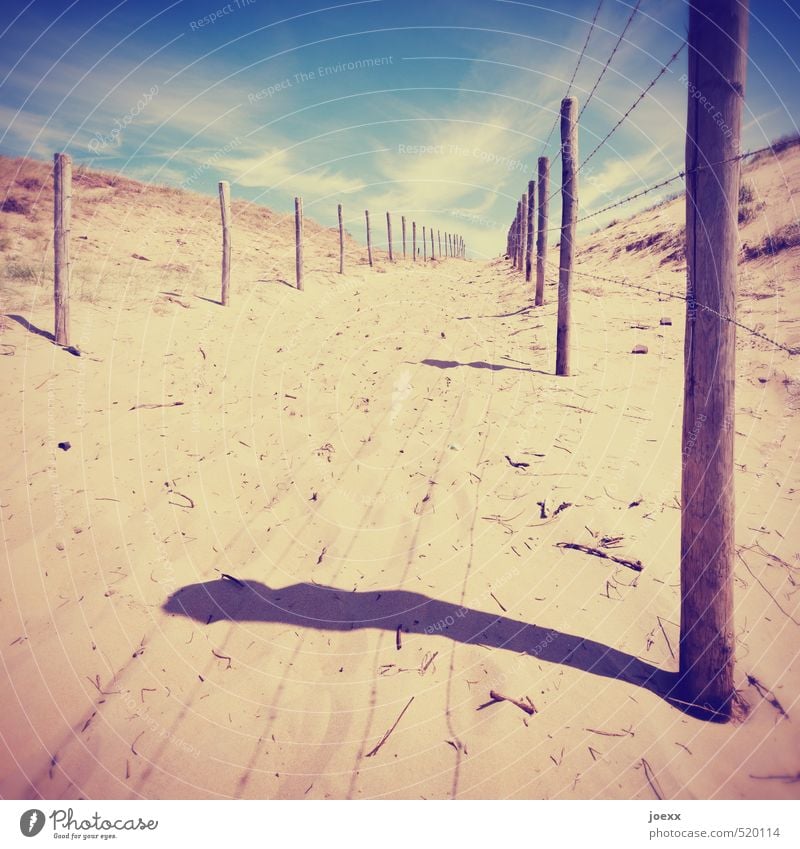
[293,199,465,288]
[50,155,468,344]
[501,1,745,722]
[504,100,577,377]
[349,208,464,274]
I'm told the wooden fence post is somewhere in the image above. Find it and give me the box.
[519,194,528,272]
[536,156,549,306]
[386,211,394,261]
[438,229,442,258]
[365,209,373,267]
[555,97,578,376]
[412,221,417,262]
[294,196,304,291]
[338,203,344,274]
[53,152,72,346]
[679,0,748,722]
[525,179,535,284]
[423,225,427,261]
[219,181,232,305]
[402,215,407,259]
[513,204,521,268]
[430,226,435,260]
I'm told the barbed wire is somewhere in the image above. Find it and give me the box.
[544,38,687,207]
[571,141,777,227]
[578,41,686,174]
[544,260,799,355]
[539,0,606,158]
[577,0,643,123]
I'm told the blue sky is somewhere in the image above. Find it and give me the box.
[1,0,799,257]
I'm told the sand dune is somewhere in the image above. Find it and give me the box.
[1,147,798,800]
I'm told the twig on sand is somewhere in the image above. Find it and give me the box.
[585,727,634,737]
[749,771,800,783]
[420,651,438,675]
[657,615,675,659]
[212,649,232,669]
[746,674,789,720]
[736,549,800,625]
[131,731,145,757]
[87,674,120,695]
[129,401,184,411]
[168,490,194,509]
[490,592,507,613]
[488,690,537,716]
[640,758,664,800]
[365,696,414,757]
[505,455,529,469]
[480,510,522,534]
[556,542,643,572]
[221,573,245,588]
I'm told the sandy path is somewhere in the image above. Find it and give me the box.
[1,248,798,800]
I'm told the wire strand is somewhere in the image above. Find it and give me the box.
[539,0,606,157]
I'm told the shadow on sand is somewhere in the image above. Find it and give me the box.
[419,358,548,375]
[164,578,681,702]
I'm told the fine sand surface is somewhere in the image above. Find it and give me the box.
[1,150,799,800]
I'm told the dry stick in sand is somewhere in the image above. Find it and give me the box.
[489,690,537,716]
[221,572,245,588]
[219,180,231,305]
[556,542,643,572]
[365,697,414,757]
[749,771,800,783]
[746,674,789,719]
[640,758,664,800]
[129,401,184,411]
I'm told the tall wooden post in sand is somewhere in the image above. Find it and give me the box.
[365,210,373,267]
[512,202,518,268]
[53,153,72,346]
[402,215,407,259]
[386,212,393,261]
[515,203,522,269]
[338,203,344,274]
[536,156,549,306]
[423,225,427,261]
[219,181,232,304]
[519,193,527,272]
[438,230,442,258]
[430,226,435,260]
[555,97,577,376]
[294,196,303,291]
[412,221,417,261]
[525,178,535,284]
[679,0,748,722]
